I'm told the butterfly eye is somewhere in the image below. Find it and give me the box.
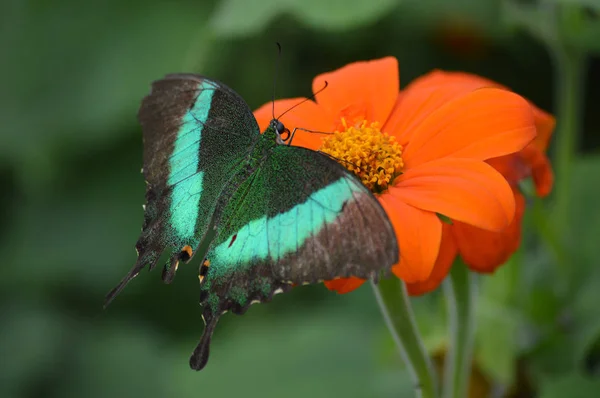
[275,120,286,135]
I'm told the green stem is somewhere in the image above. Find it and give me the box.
[371,278,438,398]
[549,34,586,240]
[442,260,477,398]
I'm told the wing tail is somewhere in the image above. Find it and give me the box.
[104,244,161,308]
[189,312,219,371]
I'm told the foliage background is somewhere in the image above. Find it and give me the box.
[1,0,599,397]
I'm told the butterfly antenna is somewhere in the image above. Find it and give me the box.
[272,42,282,120]
[277,81,328,120]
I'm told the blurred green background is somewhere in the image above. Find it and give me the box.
[1,0,599,397]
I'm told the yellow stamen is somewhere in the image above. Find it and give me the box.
[320,118,404,193]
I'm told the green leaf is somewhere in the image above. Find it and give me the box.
[569,268,600,364]
[501,1,556,44]
[539,371,600,398]
[476,303,519,385]
[502,0,600,52]
[568,155,600,272]
[209,0,398,37]
[558,3,600,52]
[528,266,600,376]
[526,156,600,376]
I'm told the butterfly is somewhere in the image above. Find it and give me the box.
[104,74,399,371]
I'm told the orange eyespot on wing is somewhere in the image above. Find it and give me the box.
[181,245,193,261]
[198,259,211,283]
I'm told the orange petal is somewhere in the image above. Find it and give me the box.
[391,158,515,231]
[453,191,525,272]
[403,70,501,92]
[398,88,535,168]
[531,107,555,152]
[392,70,555,154]
[253,98,331,150]
[487,145,554,198]
[312,57,399,128]
[379,194,442,283]
[406,223,458,296]
[324,277,366,294]
[385,71,500,144]
[486,154,525,188]
[520,145,554,198]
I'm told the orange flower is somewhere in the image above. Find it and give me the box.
[253,57,537,292]
[404,71,555,295]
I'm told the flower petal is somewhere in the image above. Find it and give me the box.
[324,277,366,294]
[253,98,331,150]
[413,70,555,152]
[379,194,442,283]
[385,71,499,144]
[412,70,555,153]
[527,149,554,197]
[397,88,535,168]
[312,57,399,128]
[406,223,458,296]
[391,158,515,231]
[453,191,525,272]
[387,70,553,164]
[531,106,555,152]
[487,145,554,198]
[403,70,500,92]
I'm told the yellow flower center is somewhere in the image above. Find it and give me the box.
[320,118,404,193]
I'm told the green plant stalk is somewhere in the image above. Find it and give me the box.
[442,260,477,398]
[531,196,569,266]
[549,43,586,239]
[372,277,438,398]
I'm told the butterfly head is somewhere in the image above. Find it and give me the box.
[270,118,291,144]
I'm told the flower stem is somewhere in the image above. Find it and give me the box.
[442,260,477,398]
[550,44,585,238]
[371,277,438,398]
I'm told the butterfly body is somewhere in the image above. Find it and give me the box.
[105,74,399,371]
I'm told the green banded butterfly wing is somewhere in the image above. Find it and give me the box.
[105,75,261,305]
[105,74,399,371]
[190,141,398,370]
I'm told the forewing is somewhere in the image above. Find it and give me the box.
[105,75,260,306]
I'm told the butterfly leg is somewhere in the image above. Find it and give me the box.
[286,127,333,146]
